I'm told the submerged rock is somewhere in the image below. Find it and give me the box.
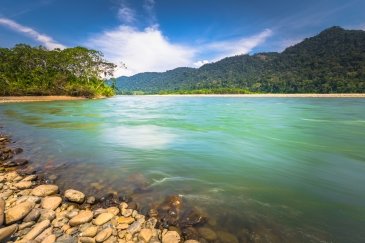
[162,230,181,243]
[197,227,217,241]
[64,189,85,203]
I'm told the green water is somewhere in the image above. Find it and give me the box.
[1,96,365,242]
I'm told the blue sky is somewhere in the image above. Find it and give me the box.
[1,0,364,76]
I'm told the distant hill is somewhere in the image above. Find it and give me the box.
[114,27,365,94]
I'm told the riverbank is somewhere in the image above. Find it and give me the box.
[0,96,86,104]
[147,93,365,98]
[0,134,196,243]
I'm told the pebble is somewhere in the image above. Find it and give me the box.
[23,219,50,240]
[79,237,96,243]
[106,206,120,215]
[118,216,135,224]
[41,234,56,243]
[14,180,32,189]
[0,198,5,226]
[80,226,98,237]
[41,196,62,210]
[5,201,35,224]
[69,210,93,227]
[162,231,181,243]
[64,189,85,203]
[31,185,59,197]
[95,227,113,242]
[0,224,18,241]
[139,228,153,242]
[93,212,114,225]
[23,208,41,222]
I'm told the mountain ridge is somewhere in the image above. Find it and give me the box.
[114,26,365,94]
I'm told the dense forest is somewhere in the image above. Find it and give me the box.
[115,27,365,94]
[0,45,116,97]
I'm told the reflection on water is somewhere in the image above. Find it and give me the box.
[1,96,365,242]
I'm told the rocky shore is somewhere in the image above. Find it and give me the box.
[0,134,205,243]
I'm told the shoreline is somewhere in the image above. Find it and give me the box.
[0,96,86,104]
[144,93,365,98]
[0,133,189,243]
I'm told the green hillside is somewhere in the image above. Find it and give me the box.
[115,27,365,94]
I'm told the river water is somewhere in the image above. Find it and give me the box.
[0,96,364,242]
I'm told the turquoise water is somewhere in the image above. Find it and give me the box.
[1,96,365,242]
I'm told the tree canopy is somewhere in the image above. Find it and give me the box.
[115,27,365,94]
[0,44,116,97]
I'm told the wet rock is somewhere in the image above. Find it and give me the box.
[31,185,59,197]
[181,209,206,227]
[5,201,35,224]
[106,206,119,216]
[4,171,19,181]
[41,196,62,210]
[80,226,98,237]
[86,196,96,204]
[117,216,134,225]
[127,218,144,235]
[198,227,217,241]
[55,234,77,243]
[22,174,38,181]
[148,208,158,218]
[69,210,93,227]
[95,227,113,242]
[182,227,199,240]
[19,221,35,230]
[217,230,239,243]
[0,198,4,226]
[35,226,53,242]
[23,219,50,240]
[39,209,56,221]
[93,212,114,225]
[139,228,153,242]
[0,224,18,241]
[64,189,85,203]
[15,182,33,191]
[23,208,41,222]
[79,237,96,243]
[145,218,158,229]
[42,234,56,243]
[184,240,200,243]
[3,158,28,167]
[162,230,181,243]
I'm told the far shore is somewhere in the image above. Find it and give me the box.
[0,96,86,103]
[145,93,365,98]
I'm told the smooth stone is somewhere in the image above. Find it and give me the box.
[95,227,113,242]
[23,208,41,222]
[35,226,53,242]
[5,201,35,224]
[79,237,96,243]
[22,174,38,181]
[106,206,119,216]
[0,198,5,226]
[66,210,79,219]
[4,171,19,181]
[41,234,56,243]
[0,224,18,241]
[117,217,134,225]
[80,226,98,237]
[93,212,114,226]
[217,231,239,243]
[184,240,200,243]
[14,180,32,189]
[55,234,77,243]
[31,185,59,197]
[127,219,144,235]
[198,227,217,241]
[139,228,153,242]
[86,196,96,204]
[39,209,56,221]
[162,231,181,243]
[64,189,85,203]
[117,223,129,230]
[17,195,41,204]
[19,221,35,230]
[66,227,78,235]
[23,219,50,240]
[69,210,93,227]
[41,196,62,210]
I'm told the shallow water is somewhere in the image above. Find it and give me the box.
[1,96,365,242]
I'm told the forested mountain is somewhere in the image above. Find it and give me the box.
[115,27,365,94]
[0,45,116,97]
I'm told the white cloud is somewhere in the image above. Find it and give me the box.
[193,60,210,67]
[85,25,196,76]
[86,26,272,77]
[0,17,65,49]
[202,29,273,60]
[143,0,157,25]
[117,1,136,24]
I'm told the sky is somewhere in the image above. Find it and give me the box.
[0,0,364,77]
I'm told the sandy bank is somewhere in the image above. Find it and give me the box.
[0,96,86,104]
[146,93,365,98]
